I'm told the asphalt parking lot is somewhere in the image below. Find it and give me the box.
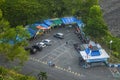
[28,26,117,80]
[30,27,80,67]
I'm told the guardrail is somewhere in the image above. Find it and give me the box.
[108,64,120,68]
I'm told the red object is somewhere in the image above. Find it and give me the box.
[89,44,92,48]
[37,26,46,30]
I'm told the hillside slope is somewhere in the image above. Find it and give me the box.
[99,0,120,37]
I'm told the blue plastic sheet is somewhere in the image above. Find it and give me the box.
[61,17,77,24]
[27,28,36,37]
[39,23,49,28]
[85,48,90,55]
[91,51,100,56]
[85,48,100,56]
[44,19,53,26]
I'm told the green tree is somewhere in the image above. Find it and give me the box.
[0,66,36,80]
[0,9,9,33]
[63,0,83,16]
[0,9,2,18]
[1,0,49,27]
[81,0,99,22]
[38,72,47,80]
[1,0,85,26]
[0,26,30,63]
[84,5,108,39]
[38,0,67,18]
[0,67,8,80]
[0,0,5,6]
[0,10,30,64]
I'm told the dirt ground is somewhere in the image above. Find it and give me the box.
[99,0,120,37]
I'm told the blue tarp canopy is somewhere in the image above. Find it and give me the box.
[39,23,50,29]
[91,50,100,56]
[44,19,53,26]
[31,23,41,27]
[51,18,63,26]
[85,48,100,56]
[29,25,39,31]
[27,28,36,37]
[9,36,23,44]
[1,35,26,45]
[85,48,91,55]
[61,17,77,24]
[26,16,84,38]
[76,20,83,27]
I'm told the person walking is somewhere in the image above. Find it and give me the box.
[68,66,71,71]
[66,41,68,45]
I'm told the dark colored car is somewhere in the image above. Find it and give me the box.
[53,33,64,39]
[25,47,37,54]
[73,43,81,52]
[32,45,43,51]
[24,44,43,54]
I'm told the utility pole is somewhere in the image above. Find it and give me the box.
[109,40,113,55]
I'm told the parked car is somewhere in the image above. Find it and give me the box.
[53,33,64,39]
[32,45,43,51]
[42,39,52,46]
[73,43,81,52]
[36,42,46,48]
[24,47,37,54]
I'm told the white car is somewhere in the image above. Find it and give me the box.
[53,33,64,39]
[36,42,46,48]
[42,39,52,46]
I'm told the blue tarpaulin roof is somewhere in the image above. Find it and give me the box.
[91,51,100,56]
[51,18,63,26]
[26,16,84,38]
[9,37,23,44]
[29,25,38,31]
[27,28,36,37]
[85,48,100,56]
[61,17,78,24]
[85,48,91,55]
[39,23,50,29]
[44,19,53,26]
[76,20,84,27]
[1,35,26,45]
[32,23,41,27]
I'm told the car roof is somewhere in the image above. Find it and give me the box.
[43,39,51,42]
[57,33,63,35]
[39,42,44,44]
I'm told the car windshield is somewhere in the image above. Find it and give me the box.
[42,39,50,42]
[43,40,47,42]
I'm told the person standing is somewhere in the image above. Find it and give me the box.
[66,41,68,44]
[68,66,71,71]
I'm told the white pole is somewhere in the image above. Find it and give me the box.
[109,40,113,55]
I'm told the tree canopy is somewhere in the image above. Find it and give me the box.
[1,0,50,26]
[81,0,99,22]
[0,66,36,80]
[0,9,30,64]
[84,5,108,39]
[0,0,85,27]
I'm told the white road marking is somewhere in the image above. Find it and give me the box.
[39,43,66,60]
[52,50,67,61]
[30,57,82,77]
[109,68,120,78]
[53,45,71,61]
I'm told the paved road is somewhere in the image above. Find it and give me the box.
[0,27,119,80]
